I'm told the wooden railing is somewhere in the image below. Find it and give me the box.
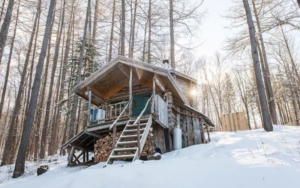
[90,100,129,124]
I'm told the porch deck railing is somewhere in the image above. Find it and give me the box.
[90,100,130,124]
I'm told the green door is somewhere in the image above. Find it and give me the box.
[132,93,151,116]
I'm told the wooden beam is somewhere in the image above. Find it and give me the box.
[86,139,95,147]
[92,93,105,105]
[84,131,102,139]
[129,68,132,116]
[88,86,106,101]
[152,76,156,113]
[118,64,130,78]
[67,147,75,166]
[154,75,166,92]
[87,90,92,125]
[103,79,128,99]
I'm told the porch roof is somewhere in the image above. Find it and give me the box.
[75,56,191,105]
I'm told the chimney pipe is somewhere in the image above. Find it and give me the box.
[163,59,169,69]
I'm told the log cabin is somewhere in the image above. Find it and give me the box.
[62,56,214,166]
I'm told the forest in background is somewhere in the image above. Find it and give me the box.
[0,0,299,177]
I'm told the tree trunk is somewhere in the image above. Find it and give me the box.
[120,0,125,56]
[108,0,116,61]
[57,1,75,153]
[169,0,175,69]
[147,0,151,63]
[142,21,147,62]
[252,0,277,124]
[0,0,7,24]
[44,0,65,156]
[0,0,15,65]
[92,0,98,43]
[129,0,137,58]
[68,0,90,141]
[0,2,19,119]
[0,0,40,166]
[13,0,56,178]
[242,0,273,131]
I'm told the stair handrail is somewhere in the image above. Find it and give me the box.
[109,98,132,130]
[133,94,153,155]
[133,94,153,126]
[109,98,132,150]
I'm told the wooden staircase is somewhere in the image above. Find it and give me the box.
[106,114,152,164]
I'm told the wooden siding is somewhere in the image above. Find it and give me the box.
[178,107,205,147]
[221,112,249,131]
[155,95,168,127]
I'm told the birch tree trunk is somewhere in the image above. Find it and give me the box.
[242,0,273,131]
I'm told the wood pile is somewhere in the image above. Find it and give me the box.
[94,131,153,162]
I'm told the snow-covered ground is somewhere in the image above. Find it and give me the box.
[1,125,300,188]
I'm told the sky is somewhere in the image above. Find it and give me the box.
[197,0,235,57]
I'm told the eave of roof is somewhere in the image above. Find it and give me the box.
[75,56,190,105]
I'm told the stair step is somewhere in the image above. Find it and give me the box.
[129,118,149,123]
[113,147,138,152]
[117,140,138,145]
[123,128,145,133]
[121,134,142,139]
[126,123,147,128]
[110,154,135,160]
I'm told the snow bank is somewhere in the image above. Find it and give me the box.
[1,125,300,188]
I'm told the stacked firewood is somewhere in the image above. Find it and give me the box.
[141,135,153,157]
[94,132,153,162]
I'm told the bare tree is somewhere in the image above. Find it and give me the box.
[1,0,41,166]
[242,0,273,131]
[0,1,19,119]
[13,0,56,178]
[108,0,116,61]
[68,0,91,141]
[0,0,15,64]
[120,0,125,55]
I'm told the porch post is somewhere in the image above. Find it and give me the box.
[152,76,156,114]
[87,90,92,126]
[129,68,133,116]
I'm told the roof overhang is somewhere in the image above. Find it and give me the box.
[75,56,189,105]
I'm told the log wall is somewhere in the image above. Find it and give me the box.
[178,108,204,147]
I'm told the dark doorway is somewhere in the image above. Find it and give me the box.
[132,93,151,116]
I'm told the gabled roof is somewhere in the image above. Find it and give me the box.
[75,56,191,105]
